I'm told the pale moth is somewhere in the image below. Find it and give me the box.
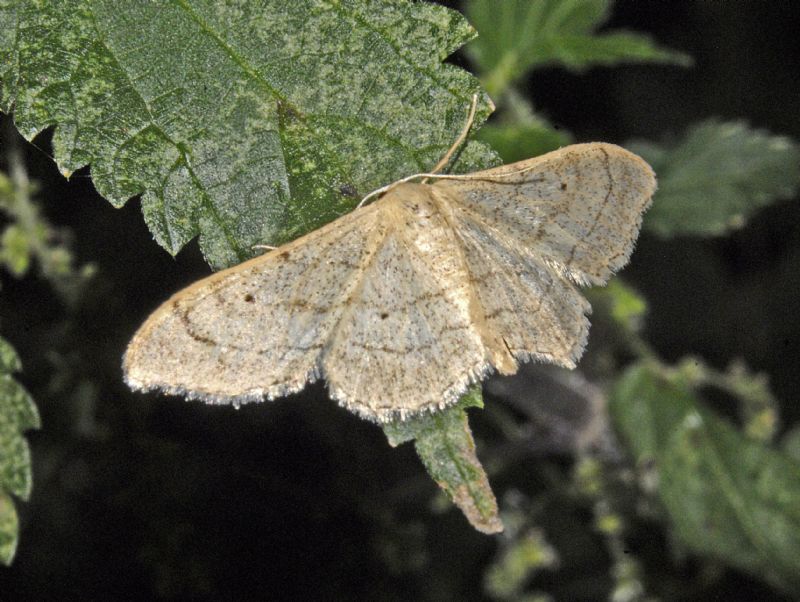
[124,97,656,422]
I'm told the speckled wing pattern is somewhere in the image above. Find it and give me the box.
[435,142,655,369]
[124,143,655,422]
[124,201,385,408]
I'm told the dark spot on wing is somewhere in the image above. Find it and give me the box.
[243,293,254,303]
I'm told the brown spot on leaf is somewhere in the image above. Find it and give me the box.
[339,183,359,198]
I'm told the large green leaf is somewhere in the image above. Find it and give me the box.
[0,336,40,566]
[0,0,497,269]
[384,387,502,534]
[631,120,800,237]
[610,364,800,593]
[466,0,690,96]
[1,0,505,534]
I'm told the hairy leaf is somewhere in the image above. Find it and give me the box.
[466,0,690,96]
[610,364,800,593]
[1,0,505,534]
[0,0,496,269]
[0,336,40,565]
[384,387,502,534]
[631,120,800,237]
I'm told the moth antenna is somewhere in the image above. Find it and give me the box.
[357,93,482,208]
[425,93,479,178]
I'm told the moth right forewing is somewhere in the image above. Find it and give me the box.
[447,202,591,370]
[434,143,656,286]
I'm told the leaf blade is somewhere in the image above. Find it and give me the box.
[632,120,800,237]
[466,0,690,96]
[0,336,40,566]
[610,364,800,592]
[384,388,503,534]
[1,0,497,268]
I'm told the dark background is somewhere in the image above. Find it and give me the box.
[2,1,799,600]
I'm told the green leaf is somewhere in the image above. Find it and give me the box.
[610,364,800,593]
[782,426,800,463]
[0,336,40,566]
[484,528,557,598]
[474,89,571,164]
[384,388,503,534]
[0,490,20,567]
[1,0,497,269]
[0,224,31,276]
[466,0,690,96]
[476,121,570,164]
[631,120,800,237]
[587,278,647,333]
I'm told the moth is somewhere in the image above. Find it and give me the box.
[124,113,655,422]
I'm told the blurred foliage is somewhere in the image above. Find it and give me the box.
[0,333,40,566]
[611,365,800,594]
[630,120,800,237]
[467,0,691,179]
[466,0,690,98]
[0,158,92,566]
[475,89,572,164]
[462,0,800,599]
[0,155,94,305]
[484,526,558,600]
[0,0,799,600]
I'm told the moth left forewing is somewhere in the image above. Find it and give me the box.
[123,201,385,405]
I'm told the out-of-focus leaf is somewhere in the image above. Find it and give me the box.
[475,89,570,164]
[0,491,19,566]
[588,278,647,333]
[0,163,92,304]
[466,0,690,96]
[484,528,557,599]
[610,364,800,593]
[782,426,800,463]
[0,336,41,565]
[384,388,502,534]
[630,120,800,237]
[476,121,570,164]
[0,0,497,269]
[0,224,31,276]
